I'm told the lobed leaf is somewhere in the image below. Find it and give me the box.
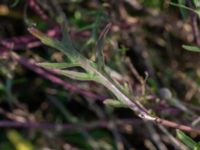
[28,27,79,62]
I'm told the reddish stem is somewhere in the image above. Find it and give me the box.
[10,52,106,100]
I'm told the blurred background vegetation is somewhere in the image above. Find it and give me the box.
[0,0,200,149]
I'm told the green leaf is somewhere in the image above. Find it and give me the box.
[193,0,200,8]
[61,22,75,51]
[194,142,200,150]
[28,27,79,62]
[182,45,200,52]
[170,2,200,17]
[81,10,108,49]
[178,0,188,17]
[7,130,34,150]
[77,24,94,32]
[103,99,127,108]
[57,69,96,81]
[176,130,197,149]
[38,62,81,69]
[95,23,111,70]
[28,28,64,51]
[91,10,105,41]
[195,9,200,17]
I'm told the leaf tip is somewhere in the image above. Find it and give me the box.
[182,45,200,52]
[28,27,46,40]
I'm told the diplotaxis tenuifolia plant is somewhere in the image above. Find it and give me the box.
[28,23,200,134]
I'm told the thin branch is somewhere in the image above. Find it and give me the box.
[0,119,143,129]
[27,0,56,25]
[155,118,200,134]
[9,52,106,100]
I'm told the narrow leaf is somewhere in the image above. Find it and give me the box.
[28,27,63,50]
[58,70,96,81]
[103,99,127,108]
[195,9,200,18]
[170,2,200,18]
[61,22,74,50]
[176,130,196,149]
[28,27,79,61]
[95,23,111,70]
[178,0,187,17]
[182,45,200,52]
[38,62,81,69]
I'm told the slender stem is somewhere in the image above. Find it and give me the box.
[27,28,200,134]
[81,60,200,134]
[81,61,155,120]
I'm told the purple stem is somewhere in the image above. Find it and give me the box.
[0,27,60,51]
[0,27,92,53]
[27,0,56,26]
[0,119,142,129]
[10,52,107,100]
[191,13,200,46]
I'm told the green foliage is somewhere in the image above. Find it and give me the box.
[2,1,200,149]
[170,1,200,18]
[103,99,127,108]
[7,130,34,150]
[95,23,111,70]
[195,143,200,150]
[176,130,200,150]
[182,45,200,52]
[80,9,109,56]
[193,0,200,8]
[171,1,200,54]
[28,27,81,62]
[62,129,114,150]
[28,26,107,87]
[38,62,81,69]
[28,26,102,82]
[141,0,163,9]
[28,22,154,122]
[0,142,14,150]
[177,0,188,17]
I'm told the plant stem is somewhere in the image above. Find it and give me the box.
[81,60,155,121]
[80,60,200,134]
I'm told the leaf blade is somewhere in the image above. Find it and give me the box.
[28,27,79,62]
[182,45,200,52]
[176,130,196,149]
[58,70,96,81]
[38,62,81,69]
[95,23,112,70]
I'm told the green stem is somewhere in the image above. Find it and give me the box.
[81,60,155,121]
